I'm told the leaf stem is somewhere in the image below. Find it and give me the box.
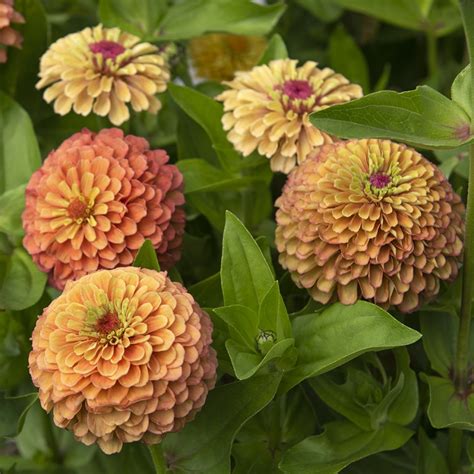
[42,413,61,464]
[148,444,167,474]
[447,428,463,474]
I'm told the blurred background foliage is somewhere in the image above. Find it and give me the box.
[0,0,471,473]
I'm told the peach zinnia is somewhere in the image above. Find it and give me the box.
[0,0,24,63]
[188,33,267,81]
[29,267,217,454]
[217,58,363,173]
[36,24,170,125]
[22,128,185,290]
[275,139,465,313]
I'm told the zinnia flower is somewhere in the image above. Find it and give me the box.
[188,33,267,81]
[22,128,185,290]
[217,58,363,173]
[275,139,465,313]
[36,24,170,125]
[29,267,217,454]
[0,0,24,63]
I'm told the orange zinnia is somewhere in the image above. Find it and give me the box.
[275,139,465,312]
[23,128,185,289]
[29,267,217,454]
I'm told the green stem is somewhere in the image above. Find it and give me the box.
[42,413,61,464]
[148,444,167,474]
[426,29,438,79]
[447,428,463,474]
[456,142,474,390]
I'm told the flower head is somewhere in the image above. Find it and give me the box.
[23,128,185,290]
[0,0,24,63]
[275,139,465,313]
[188,33,267,81]
[36,24,170,125]
[29,267,217,454]
[217,58,363,173]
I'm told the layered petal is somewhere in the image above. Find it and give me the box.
[29,267,217,454]
[216,58,363,173]
[275,139,465,313]
[36,24,170,125]
[22,128,185,289]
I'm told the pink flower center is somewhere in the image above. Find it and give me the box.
[68,198,89,219]
[369,172,391,189]
[96,312,120,334]
[282,80,313,100]
[89,40,125,60]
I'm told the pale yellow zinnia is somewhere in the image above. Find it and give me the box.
[217,58,363,173]
[36,24,170,125]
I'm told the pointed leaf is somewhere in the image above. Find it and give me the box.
[132,240,160,271]
[281,302,421,392]
[221,211,274,311]
[158,0,286,40]
[163,373,281,473]
[310,86,472,149]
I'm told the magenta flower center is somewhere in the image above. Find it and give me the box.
[282,80,313,100]
[369,172,391,189]
[96,312,120,334]
[89,40,125,60]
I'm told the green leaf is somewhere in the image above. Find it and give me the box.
[0,392,38,438]
[0,248,47,311]
[99,0,168,39]
[221,211,275,311]
[387,349,419,427]
[422,374,474,430]
[213,305,259,350]
[158,0,286,41]
[226,337,295,380]
[177,159,264,194]
[419,312,465,378]
[329,25,369,93]
[0,92,41,194]
[310,86,472,149]
[310,349,418,431]
[189,273,223,308]
[279,420,413,474]
[281,302,421,392]
[333,0,423,29]
[451,65,472,118]
[0,185,25,239]
[259,282,292,340]
[257,33,288,65]
[294,0,342,22]
[0,311,29,389]
[132,240,161,271]
[169,83,241,172]
[417,429,449,474]
[162,373,281,473]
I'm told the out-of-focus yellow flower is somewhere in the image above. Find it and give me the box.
[36,24,170,125]
[188,33,267,81]
[23,128,185,290]
[29,267,217,454]
[217,58,363,173]
[0,0,24,63]
[275,139,465,313]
